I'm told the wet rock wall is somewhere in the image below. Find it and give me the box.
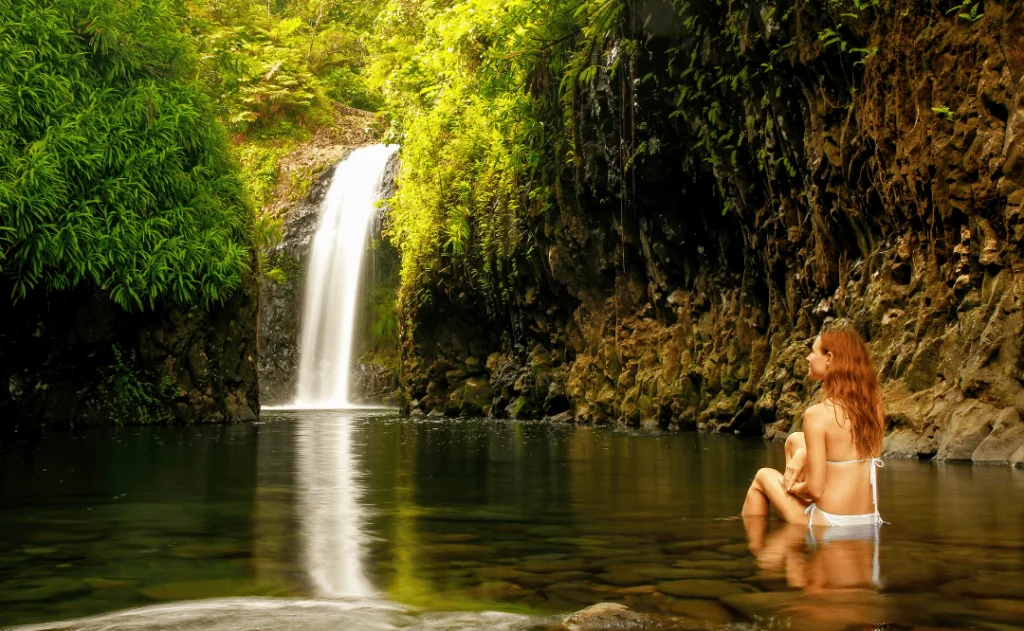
[0,277,260,427]
[398,0,1024,464]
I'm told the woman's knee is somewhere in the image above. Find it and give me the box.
[754,467,778,487]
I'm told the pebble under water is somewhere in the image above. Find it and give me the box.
[1,411,1023,630]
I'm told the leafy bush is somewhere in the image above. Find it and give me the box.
[370,0,577,310]
[186,0,385,134]
[0,0,253,310]
[101,345,179,424]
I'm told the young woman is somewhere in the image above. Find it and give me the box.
[742,327,886,526]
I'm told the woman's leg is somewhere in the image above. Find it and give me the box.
[742,467,810,524]
[742,515,769,555]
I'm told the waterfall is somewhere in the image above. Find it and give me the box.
[294,144,399,409]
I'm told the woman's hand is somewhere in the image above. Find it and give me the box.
[783,447,807,493]
[785,480,813,502]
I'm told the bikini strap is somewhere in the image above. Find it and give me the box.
[869,458,884,517]
[803,503,818,529]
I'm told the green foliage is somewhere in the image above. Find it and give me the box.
[186,0,384,134]
[946,1,984,23]
[931,105,956,121]
[371,0,901,321]
[254,211,285,281]
[0,0,253,310]
[101,345,179,424]
[371,0,581,309]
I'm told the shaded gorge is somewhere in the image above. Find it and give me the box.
[1,414,1023,629]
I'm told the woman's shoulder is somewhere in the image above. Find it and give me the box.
[802,403,834,429]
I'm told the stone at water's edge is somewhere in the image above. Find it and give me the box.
[0,273,259,426]
[395,1,1024,463]
[559,602,702,631]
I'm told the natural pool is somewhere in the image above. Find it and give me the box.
[1,411,1023,630]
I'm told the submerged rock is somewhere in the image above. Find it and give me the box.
[656,579,754,599]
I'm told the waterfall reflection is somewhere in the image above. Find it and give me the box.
[296,414,373,597]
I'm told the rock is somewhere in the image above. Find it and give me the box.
[464,355,484,375]
[938,576,1024,600]
[559,603,668,631]
[475,566,529,580]
[419,543,491,558]
[2,272,260,426]
[684,551,731,561]
[466,580,529,602]
[0,577,92,604]
[664,539,731,552]
[672,559,756,572]
[618,585,658,595]
[460,376,493,415]
[546,410,574,423]
[83,577,136,589]
[972,408,1024,463]
[598,572,650,587]
[168,541,248,559]
[516,570,591,588]
[718,591,799,620]
[519,558,601,574]
[977,599,1024,616]
[544,581,608,605]
[657,598,734,624]
[656,579,755,599]
[716,543,750,556]
[937,401,999,461]
[139,579,257,601]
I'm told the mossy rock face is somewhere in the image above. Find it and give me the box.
[1,273,260,426]
[390,0,1024,464]
[461,377,493,415]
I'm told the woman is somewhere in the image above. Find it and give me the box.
[742,327,885,526]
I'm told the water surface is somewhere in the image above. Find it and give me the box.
[2,411,1023,629]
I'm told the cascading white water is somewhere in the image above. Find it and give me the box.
[294,144,399,409]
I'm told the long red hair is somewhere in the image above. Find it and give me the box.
[819,327,884,458]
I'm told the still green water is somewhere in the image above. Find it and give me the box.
[1,411,1023,630]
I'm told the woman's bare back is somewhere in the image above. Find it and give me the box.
[810,401,878,516]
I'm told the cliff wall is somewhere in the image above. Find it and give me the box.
[398,0,1024,464]
[0,279,259,427]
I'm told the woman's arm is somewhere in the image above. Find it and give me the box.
[802,406,828,501]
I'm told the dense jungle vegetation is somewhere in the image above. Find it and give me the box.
[0,0,382,310]
[3,0,972,314]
